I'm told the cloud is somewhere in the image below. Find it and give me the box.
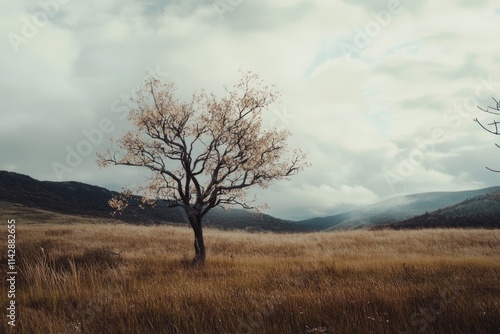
[2,0,500,220]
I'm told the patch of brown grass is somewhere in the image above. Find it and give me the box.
[1,223,499,333]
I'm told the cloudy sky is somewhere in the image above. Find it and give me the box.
[2,0,500,220]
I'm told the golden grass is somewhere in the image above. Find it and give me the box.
[1,222,499,334]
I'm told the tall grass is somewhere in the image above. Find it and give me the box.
[1,223,499,333]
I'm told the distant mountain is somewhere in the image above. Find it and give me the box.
[0,171,122,216]
[377,190,500,229]
[3,171,499,232]
[0,171,305,232]
[295,187,500,231]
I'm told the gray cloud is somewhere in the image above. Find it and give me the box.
[2,0,500,220]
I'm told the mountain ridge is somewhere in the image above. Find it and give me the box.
[294,186,500,230]
[376,190,500,229]
[0,170,305,232]
[1,170,499,231]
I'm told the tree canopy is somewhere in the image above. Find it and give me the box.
[98,70,309,264]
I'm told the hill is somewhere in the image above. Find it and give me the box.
[0,171,305,232]
[295,187,500,230]
[377,190,500,229]
[2,170,499,231]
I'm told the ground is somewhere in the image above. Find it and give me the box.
[1,219,499,333]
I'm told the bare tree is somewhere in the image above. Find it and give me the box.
[475,97,500,172]
[98,71,309,265]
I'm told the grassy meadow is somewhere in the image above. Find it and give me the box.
[1,218,499,333]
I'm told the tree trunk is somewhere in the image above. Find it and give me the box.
[188,214,206,266]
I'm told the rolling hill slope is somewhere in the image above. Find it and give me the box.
[377,190,500,229]
[0,171,305,232]
[2,170,499,231]
[295,187,500,230]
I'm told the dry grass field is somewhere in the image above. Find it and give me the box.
[1,218,499,333]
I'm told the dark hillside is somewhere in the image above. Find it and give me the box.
[296,187,500,231]
[376,190,500,229]
[0,171,305,232]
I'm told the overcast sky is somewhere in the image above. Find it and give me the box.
[2,0,500,220]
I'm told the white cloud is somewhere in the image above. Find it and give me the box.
[2,0,500,220]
